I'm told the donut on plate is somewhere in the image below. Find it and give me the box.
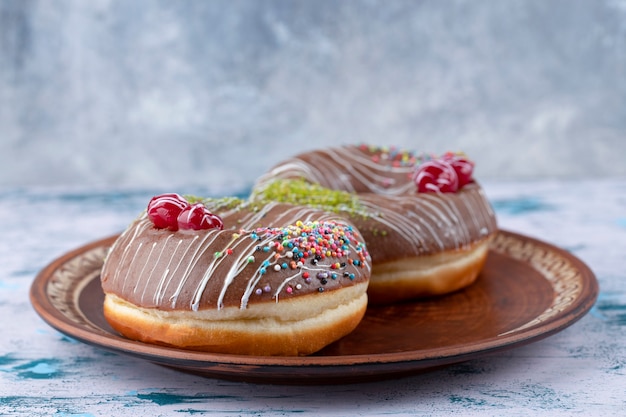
[252,144,498,304]
[100,195,371,356]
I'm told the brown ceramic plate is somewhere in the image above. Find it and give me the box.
[30,230,598,385]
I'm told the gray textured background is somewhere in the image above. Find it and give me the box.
[1,0,625,191]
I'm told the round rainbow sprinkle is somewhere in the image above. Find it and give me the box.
[246,220,369,297]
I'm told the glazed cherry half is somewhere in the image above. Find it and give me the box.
[147,194,223,231]
[147,193,189,231]
[413,159,459,193]
[442,152,475,188]
[413,152,475,193]
[177,203,224,231]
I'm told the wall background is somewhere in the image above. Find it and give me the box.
[1,0,625,192]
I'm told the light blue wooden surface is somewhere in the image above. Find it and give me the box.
[1,180,625,416]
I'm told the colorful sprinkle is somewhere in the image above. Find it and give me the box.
[243,220,371,298]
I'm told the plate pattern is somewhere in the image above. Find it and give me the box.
[490,233,583,335]
[46,245,108,333]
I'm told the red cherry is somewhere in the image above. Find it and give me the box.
[147,193,190,231]
[413,159,459,193]
[442,152,474,188]
[177,203,224,231]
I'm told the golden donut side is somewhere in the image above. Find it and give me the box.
[103,285,368,356]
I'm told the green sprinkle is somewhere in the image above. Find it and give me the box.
[251,179,368,215]
[184,195,246,211]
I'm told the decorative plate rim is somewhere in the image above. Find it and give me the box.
[30,229,598,377]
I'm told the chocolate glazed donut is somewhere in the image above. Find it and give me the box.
[252,144,498,304]
[101,196,371,356]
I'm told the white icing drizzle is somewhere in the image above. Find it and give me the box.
[112,217,151,286]
[239,236,281,309]
[120,242,143,294]
[357,190,487,253]
[133,242,157,295]
[156,238,199,306]
[152,237,182,305]
[195,233,258,311]
[420,193,470,249]
[358,199,425,252]
[102,204,371,312]
[168,233,216,308]
[256,146,419,196]
[216,237,260,310]
[139,236,174,303]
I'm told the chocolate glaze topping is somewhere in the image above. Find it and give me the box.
[252,145,498,263]
[101,202,371,311]
[255,144,427,196]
